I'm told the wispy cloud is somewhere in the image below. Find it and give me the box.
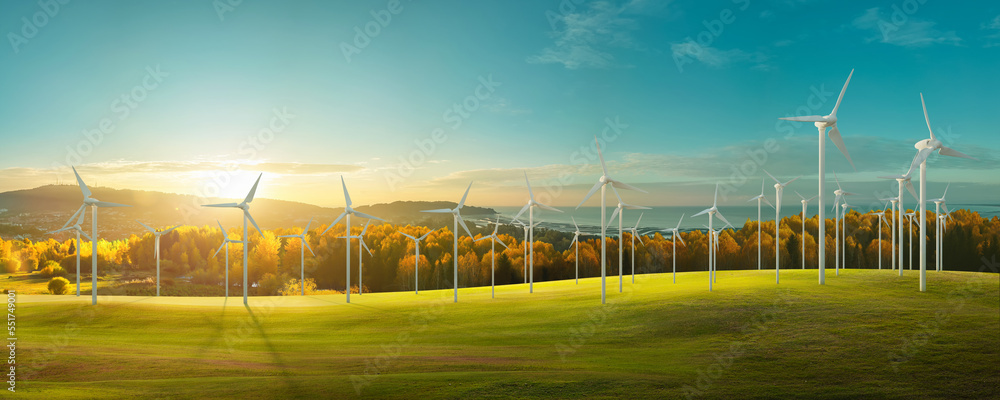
[670,39,770,71]
[982,15,1000,47]
[852,8,961,47]
[527,1,643,69]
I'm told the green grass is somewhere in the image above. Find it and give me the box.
[9,269,999,399]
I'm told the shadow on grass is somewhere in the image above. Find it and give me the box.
[245,302,304,397]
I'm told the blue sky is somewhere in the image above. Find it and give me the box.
[1,0,998,209]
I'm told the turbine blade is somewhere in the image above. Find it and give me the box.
[611,180,647,193]
[779,115,826,122]
[941,183,950,199]
[830,69,853,116]
[360,239,372,256]
[715,210,732,227]
[939,146,976,160]
[537,203,563,213]
[421,209,453,213]
[93,201,130,208]
[511,203,531,223]
[762,196,774,208]
[677,233,686,247]
[920,93,934,140]
[675,214,685,230]
[352,210,385,222]
[794,190,805,200]
[418,230,434,240]
[762,169,780,184]
[828,126,856,171]
[577,181,604,208]
[607,207,621,229]
[60,204,86,231]
[303,240,316,256]
[457,215,474,238]
[907,148,934,176]
[713,183,720,207]
[637,234,645,246]
[595,136,609,177]
[71,166,93,199]
[399,231,415,240]
[137,220,156,233]
[340,176,352,207]
[304,218,313,232]
[203,203,240,208]
[692,208,711,218]
[634,212,644,229]
[213,241,227,258]
[244,173,263,204]
[162,225,179,235]
[572,216,579,231]
[245,211,264,236]
[524,171,535,200]
[321,212,347,236]
[458,182,473,208]
[785,176,801,186]
[217,220,226,234]
[496,237,509,249]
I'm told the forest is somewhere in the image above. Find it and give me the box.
[3,208,998,295]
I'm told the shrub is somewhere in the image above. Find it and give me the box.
[2,258,21,274]
[39,264,68,278]
[48,277,71,295]
[257,273,288,296]
[279,278,318,296]
[191,268,220,285]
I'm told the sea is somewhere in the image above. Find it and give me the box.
[479,204,1000,236]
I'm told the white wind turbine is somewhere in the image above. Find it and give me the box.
[511,172,562,294]
[212,220,242,298]
[511,218,541,285]
[704,223,732,283]
[422,182,475,303]
[778,69,856,285]
[48,211,91,297]
[399,229,435,294]
[136,221,180,297]
[569,217,586,284]
[576,137,646,304]
[763,169,800,283]
[872,204,890,270]
[794,191,818,269]
[606,186,651,292]
[278,219,315,296]
[203,173,264,305]
[692,184,731,291]
[840,201,855,272]
[831,171,857,276]
[878,196,900,272]
[474,216,509,298]
[338,222,375,295]
[747,179,774,271]
[927,184,950,272]
[623,212,647,284]
[59,167,131,305]
[878,167,917,277]
[909,94,976,291]
[662,214,685,284]
[321,177,384,303]
[937,212,953,271]
[905,211,916,271]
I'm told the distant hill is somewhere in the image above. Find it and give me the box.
[0,185,496,240]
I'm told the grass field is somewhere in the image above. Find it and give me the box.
[8,269,999,399]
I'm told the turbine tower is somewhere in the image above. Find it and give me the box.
[203,173,264,305]
[795,191,817,269]
[778,69,856,285]
[399,229,435,294]
[212,220,242,298]
[576,137,646,304]
[763,169,800,283]
[278,218,315,296]
[831,172,856,276]
[48,211,91,297]
[927,184,950,272]
[474,216,509,298]
[692,184,731,291]
[623,212,647,284]
[511,172,562,294]
[878,168,917,276]
[136,221,180,296]
[606,186,650,292]
[873,204,890,270]
[747,179,774,271]
[60,167,131,305]
[569,217,586,284]
[321,176,384,303]
[909,94,976,291]
[422,182,475,303]
[662,214,685,284]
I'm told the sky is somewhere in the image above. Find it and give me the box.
[1,0,998,210]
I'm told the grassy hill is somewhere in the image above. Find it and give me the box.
[12,269,999,399]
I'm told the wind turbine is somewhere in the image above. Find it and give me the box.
[704,223,732,283]
[937,212,953,271]
[879,196,900,272]
[606,186,651,292]
[569,217,586,284]
[662,214,685,284]
[840,201,854,272]
[212,220,242,298]
[511,172,562,294]
[136,221,180,297]
[47,211,91,297]
[60,167,131,305]
[872,204,890,270]
[399,229,435,294]
[692,184,731,291]
[927,184,950,272]
[905,211,916,271]
[778,69,856,285]
[576,137,646,304]
[474,216,508,298]
[278,218,315,296]
[623,212,646,284]
[763,169,800,283]
[747,179,774,271]
[795,191,818,269]
[511,219,529,284]
[421,182,475,303]
[909,94,976,291]
[831,172,857,276]
[355,221,377,295]
[202,173,264,305]
[320,177,384,303]
[878,167,917,276]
